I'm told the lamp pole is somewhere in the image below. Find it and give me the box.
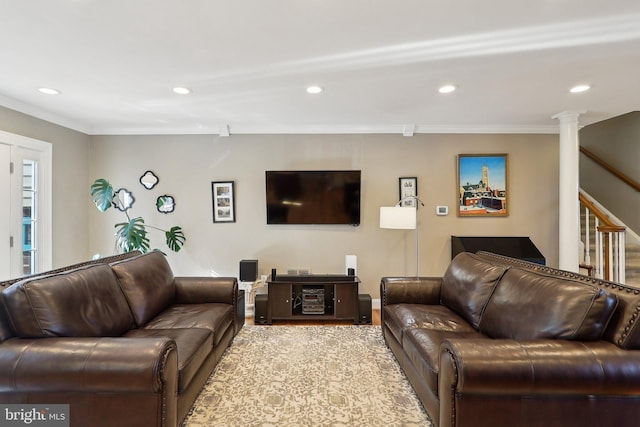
[400,196,424,277]
[415,210,419,277]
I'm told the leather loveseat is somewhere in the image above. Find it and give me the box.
[0,250,240,427]
[381,251,640,427]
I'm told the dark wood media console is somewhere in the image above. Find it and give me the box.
[266,275,360,324]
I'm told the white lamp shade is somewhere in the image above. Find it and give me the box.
[379,206,416,229]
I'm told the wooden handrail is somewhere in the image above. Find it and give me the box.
[578,192,617,227]
[579,190,627,284]
[580,146,640,192]
[597,225,627,233]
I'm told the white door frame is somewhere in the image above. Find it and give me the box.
[0,143,10,280]
[0,131,52,276]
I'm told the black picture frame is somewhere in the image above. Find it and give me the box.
[211,181,236,223]
[399,177,417,207]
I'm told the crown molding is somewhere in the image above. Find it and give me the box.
[0,96,560,136]
[92,123,560,136]
[0,94,92,135]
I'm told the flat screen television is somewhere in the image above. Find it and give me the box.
[265,170,361,225]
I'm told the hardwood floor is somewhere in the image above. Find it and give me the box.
[244,309,381,326]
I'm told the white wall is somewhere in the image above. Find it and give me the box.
[89,133,559,297]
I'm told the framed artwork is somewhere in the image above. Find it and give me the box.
[211,181,236,223]
[457,154,508,217]
[399,177,417,207]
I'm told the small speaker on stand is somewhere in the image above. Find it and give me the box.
[239,260,258,282]
[358,294,372,325]
[254,294,269,325]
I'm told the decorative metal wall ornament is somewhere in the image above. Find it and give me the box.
[113,188,134,211]
[156,195,175,214]
[140,170,159,190]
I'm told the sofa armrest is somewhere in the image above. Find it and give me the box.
[0,337,177,393]
[439,338,640,396]
[174,276,238,305]
[380,277,442,306]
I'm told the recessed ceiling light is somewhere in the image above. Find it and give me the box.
[38,87,60,95]
[306,85,323,94]
[173,87,192,95]
[570,84,591,93]
[438,84,456,94]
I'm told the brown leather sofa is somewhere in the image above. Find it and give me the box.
[0,250,241,427]
[381,251,640,427]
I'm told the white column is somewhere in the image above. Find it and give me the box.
[553,111,584,272]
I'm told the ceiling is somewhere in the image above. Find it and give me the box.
[1,0,639,136]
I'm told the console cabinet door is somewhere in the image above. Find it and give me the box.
[334,283,356,319]
[270,283,292,318]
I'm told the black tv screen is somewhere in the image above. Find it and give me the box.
[265,170,361,225]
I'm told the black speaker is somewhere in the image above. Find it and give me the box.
[358,294,372,325]
[254,294,269,325]
[240,260,258,282]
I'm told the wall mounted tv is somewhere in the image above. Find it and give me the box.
[265,170,361,225]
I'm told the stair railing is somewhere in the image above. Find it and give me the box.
[579,191,626,283]
[580,146,640,192]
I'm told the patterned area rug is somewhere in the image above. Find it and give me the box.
[182,325,432,427]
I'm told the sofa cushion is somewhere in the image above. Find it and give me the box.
[384,304,477,347]
[403,328,483,397]
[2,264,134,337]
[599,283,640,349]
[479,267,618,340]
[475,250,640,350]
[0,299,14,343]
[110,251,176,327]
[144,303,234,347]
[441,252,509,329]
[0,251,142,343]
[124,328,213,392]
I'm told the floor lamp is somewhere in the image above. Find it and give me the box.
[379,204,420,276]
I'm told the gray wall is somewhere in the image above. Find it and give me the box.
[89,133,560,297]
[0,106,91,267]
[580,111,640,235]
[0,104,562,297]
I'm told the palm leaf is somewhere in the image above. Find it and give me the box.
[90,178,114,212]
[115,217,150,253]
[165,226,186,252]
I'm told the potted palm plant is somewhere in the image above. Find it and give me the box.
[90,178,186,253]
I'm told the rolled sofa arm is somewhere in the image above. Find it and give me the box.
[0,337,178,393]
[380,277,442,306]
[174,276,238,305]
[439,338,640,396]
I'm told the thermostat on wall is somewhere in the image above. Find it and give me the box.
[436,206,449,216]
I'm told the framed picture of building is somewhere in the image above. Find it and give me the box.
[457,154,508,217]
[211,181,236,223]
